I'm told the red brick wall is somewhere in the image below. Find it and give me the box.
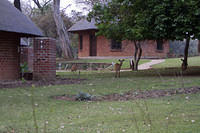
[20,47,33,71]
[140,40,170,58]
[97,37,135,56]
[33,38,56,80]
[77,31,94,57]
[28,48,33,71]
[0,32,20,80]
[77,30,170,58]
[20,47,28,64]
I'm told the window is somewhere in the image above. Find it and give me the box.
[156,40,163,50]
[111,40,122,50]
[79,35,83,50]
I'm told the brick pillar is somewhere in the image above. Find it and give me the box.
[0,32,20,80]
[33,38,56,80]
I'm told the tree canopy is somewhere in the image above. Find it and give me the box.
[89,0,200,70]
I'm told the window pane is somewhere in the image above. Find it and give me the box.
[111,40,122,50]
[157,40,163,50]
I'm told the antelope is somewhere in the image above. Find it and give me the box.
[71,64,77,72]
[114,59,125,78]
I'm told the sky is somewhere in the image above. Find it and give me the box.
[9,0,88,16]
[58,0,88,15]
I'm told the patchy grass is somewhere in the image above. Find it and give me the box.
[0,68,200,132]
[153,56,200,68]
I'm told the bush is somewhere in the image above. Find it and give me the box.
[75,92,92,101]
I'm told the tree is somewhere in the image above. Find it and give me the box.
[32,0,51,14]
[53,0,73,58]
[89,0,200,70]
[31,0,74,58]
[75,0,107,11]
[20,0,34,17]
[89,0,149,70]
[14,0,21,11]
[142,0,200,70]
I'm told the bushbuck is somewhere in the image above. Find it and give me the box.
[114,59,125,78]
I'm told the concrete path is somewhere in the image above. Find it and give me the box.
[138,59,165,70]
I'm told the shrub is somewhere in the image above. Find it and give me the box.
[75,92,92,101]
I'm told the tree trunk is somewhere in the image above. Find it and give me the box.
[135,42,142,70]
[14,0,21,11]
[130,59,134,70]
[132,41,142,71]
[134,41,138,64]
[53,0,73,59]
[181,38,190,71]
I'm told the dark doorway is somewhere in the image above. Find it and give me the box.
[89,34,97,56]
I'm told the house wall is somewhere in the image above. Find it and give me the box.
[0,32,20,80]
[20,47,33,72]
[77,31,93,57]
[77,30,170,58]
[33,38,56,80]
[97,37,134,57]
[141,40,170,58]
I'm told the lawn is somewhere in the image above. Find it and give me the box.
[0,66,200,132]
[153,56,200,68]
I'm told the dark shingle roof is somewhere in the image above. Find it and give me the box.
[68,19,97,32]
[0,0,43,37]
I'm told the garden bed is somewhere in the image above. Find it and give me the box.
[54,87,200,101]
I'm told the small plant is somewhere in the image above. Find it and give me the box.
[20,62,29,81]
[20,62,29,73]
[75,92,92,101]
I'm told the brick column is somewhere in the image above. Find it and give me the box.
[33,38,56,80]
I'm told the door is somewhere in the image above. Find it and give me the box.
[89,34,97,56]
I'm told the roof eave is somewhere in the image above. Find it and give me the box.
[0,30,43,37]
[68,29,98,33]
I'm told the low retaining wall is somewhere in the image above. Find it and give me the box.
[57,62,112,70]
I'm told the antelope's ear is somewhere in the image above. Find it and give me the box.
[118,59,121,61]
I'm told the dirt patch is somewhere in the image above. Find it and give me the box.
[0,78,85,89]
[54,87,200,101]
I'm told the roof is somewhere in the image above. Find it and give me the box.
[68,19,97,32]
[0,0,43,37]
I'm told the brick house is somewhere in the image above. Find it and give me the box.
[69,19,170,58]
[0,0,43,80]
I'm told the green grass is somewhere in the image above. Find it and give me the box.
[57,58,150,69]
[153,56,200,68]
[0,69,200,132]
